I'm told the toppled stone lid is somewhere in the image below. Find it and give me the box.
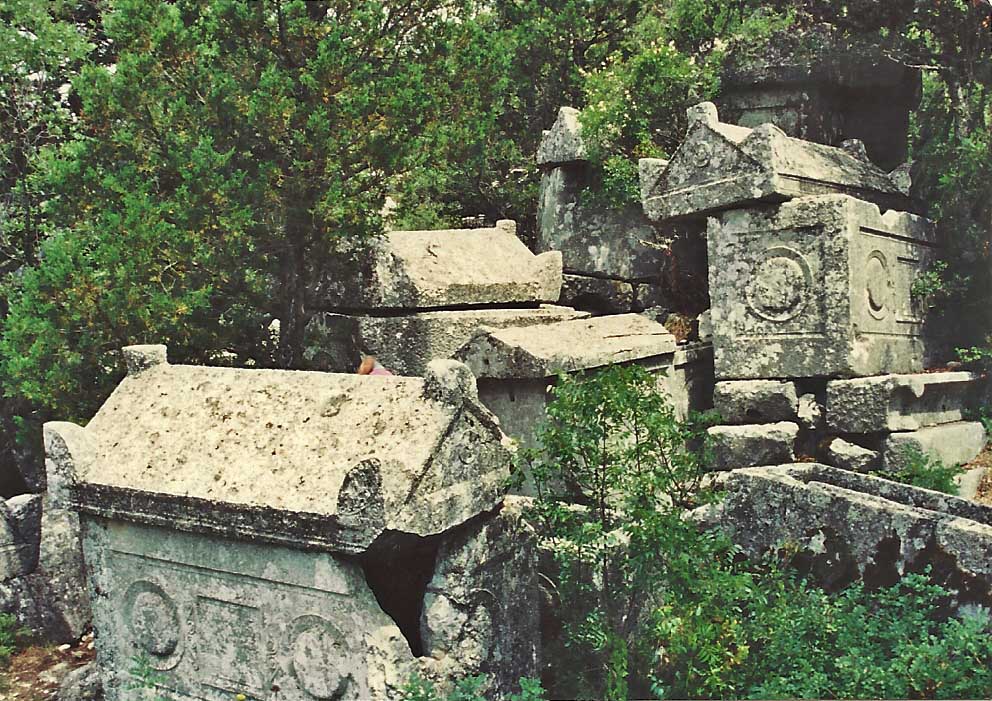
[316,220,563,310]
[57,350,511,554]
[454,313,677,379]
[641,102,912,222]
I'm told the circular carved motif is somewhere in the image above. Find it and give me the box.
[865,251,889,320]
[289,616,351,699]
[124,580,183,670]
[746,248,812,322]
[691,143,713,168]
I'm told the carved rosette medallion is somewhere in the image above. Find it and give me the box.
[124,580,183,670]
[746,247,813,322]
[691,142,713,168]
[288,615,352,699]
[865,251,889,320]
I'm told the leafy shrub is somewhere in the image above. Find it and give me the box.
[874,446,965,495]
[400,673,545,701]
[0,613,27,668]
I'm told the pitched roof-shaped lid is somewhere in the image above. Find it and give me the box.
[537,106,588,166]
[317,220,563,310]
[66,349,510,553]
[642,102,911,222]
[454,314,677,379]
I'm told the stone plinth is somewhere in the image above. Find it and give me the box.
[827,372,981,433]
[315,220,562,310]
[708,195,936,379]
[305,306,588,376]
[641,103,910,223]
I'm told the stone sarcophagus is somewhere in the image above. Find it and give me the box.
[640,102,911,223]
[707,195,936,380]
[54,346,538,700]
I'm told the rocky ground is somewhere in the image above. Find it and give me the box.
[973,447,992,506]
[0,632,94,701]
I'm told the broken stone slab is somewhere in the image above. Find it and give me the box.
[305,305,589,376]
[957,465,988,502]
[455,313,677,380]
[708,195,936,379]
[827,372,981,433]
[537,163,663,282]
[315,220,563,310]
[641,102,911,222]
[881,421,987,473]
[64,349,512,554]
[797,393,825,431]
[558,274,635,314]
[713,380,798,424]
[693,463,992,605]
[537,106,587,166]
[826,437,880,473]
[706,422,798,471]
[419,496,540,698]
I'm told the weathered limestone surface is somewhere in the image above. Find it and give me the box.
[558,274,635,314]
[455,314,677,380]
[827,372,981,433]
[713,380,798,424]
[305,306,588,376]
[881,421,987,472]
[1,494,41,579]
[315,221,562,310]
[537,107,587,166]
[84,518,415,701]
[642,103,910,222]
[706,422,798,471]
[797,393,825,430]
[717,25,921,170]
[69,352,512,553]
[708,195,936,379]
[694,464,992,604]
[420,497,540,698]
[826,437,880,473]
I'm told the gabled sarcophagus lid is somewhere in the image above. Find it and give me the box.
[640,102,912,222]
[315,220,563,310]
[57,346,512,554]
[454,313,677,379]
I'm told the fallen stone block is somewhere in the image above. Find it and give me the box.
[305,305,588,376]
[881,421,987,472]
[694,464,992,605]
[708,195,936,379]
[642,102,910,222]
[316,220,562,310]
[713,380,798,424]
[826,437,880,472]
[827,372,981,433]
[706,422,798,470]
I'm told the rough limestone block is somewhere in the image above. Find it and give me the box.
[692,464,992,604]
[455,313,676,379]
[67,350,512,554]
[537,165,662,282]
[642,102,909,222]
[316,220,562,310]
[713,380,798,424]
[708,195,936,379]
[84,518,415,701]
[419,497,540,698]
[537,106,587,166]
[305,305,588,376]
[826,437,880,473]
[881,421,987,472]
[827,372,981,433]
[558,274,635,314]
[706,422,798,470]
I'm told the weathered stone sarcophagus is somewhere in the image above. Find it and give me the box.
[54,346,538,700]
[707,194,935,380]
[640,103,911,223]
[306,220,587,376]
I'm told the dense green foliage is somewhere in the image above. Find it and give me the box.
[873,446,966,495]
[400,673,546,701]
[520,366,992,700]
[0,613,26,667]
